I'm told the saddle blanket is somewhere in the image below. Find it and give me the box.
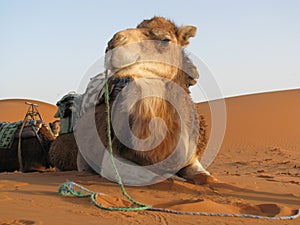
[0,121,22,149]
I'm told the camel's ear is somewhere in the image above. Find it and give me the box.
[177,26,197,46]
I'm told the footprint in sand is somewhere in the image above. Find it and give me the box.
[238,202,297,217]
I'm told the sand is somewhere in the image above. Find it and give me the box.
[0,89,299,225]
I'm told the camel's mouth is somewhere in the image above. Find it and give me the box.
[105,45,141,73]
[104,40,187,82]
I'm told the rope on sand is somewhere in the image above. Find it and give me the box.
[58,70,300,219]
[58,181,300,220]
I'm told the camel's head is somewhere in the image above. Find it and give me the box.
[49,120,60,138]
[105,17,198,87]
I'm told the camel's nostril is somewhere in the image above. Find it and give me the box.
[106,33,128,51]
[113,33,127,47]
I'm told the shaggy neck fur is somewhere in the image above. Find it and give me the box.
[120,76,182,166]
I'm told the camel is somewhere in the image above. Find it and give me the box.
[49,118,80,171]
[48,93,79,171]
[0,120,55,172]
[51,17,215,184]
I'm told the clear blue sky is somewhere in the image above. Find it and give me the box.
[1,0,299,104]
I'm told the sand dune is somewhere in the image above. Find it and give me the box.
[0,89,299,225]
[197,89,300,182]
[0,99,58,123]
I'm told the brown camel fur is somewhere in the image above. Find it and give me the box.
[48,133,78,171]
[0,122,55,172]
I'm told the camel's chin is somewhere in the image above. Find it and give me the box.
[111,59,137,70]
[112,62,177,81]
[112,63,141,79]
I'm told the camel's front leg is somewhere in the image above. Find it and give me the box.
[177,158,218,185]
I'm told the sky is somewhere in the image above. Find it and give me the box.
[0,0,299,104]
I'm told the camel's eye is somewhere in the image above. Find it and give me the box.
[150,28,171,46]
[161,38,171,43]
[159,38,171,47]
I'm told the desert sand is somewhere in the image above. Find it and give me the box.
[0,89,299,225]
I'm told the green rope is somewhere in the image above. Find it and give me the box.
[58,181,300,219]
[102,70,152,211]
[58,180,93,198]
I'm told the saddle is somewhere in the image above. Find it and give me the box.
[0,120,43,149]
[55,72,130,135]
[14,121,43,139]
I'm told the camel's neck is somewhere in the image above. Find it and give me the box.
[118,77,181,164]
[128,78,179,140]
